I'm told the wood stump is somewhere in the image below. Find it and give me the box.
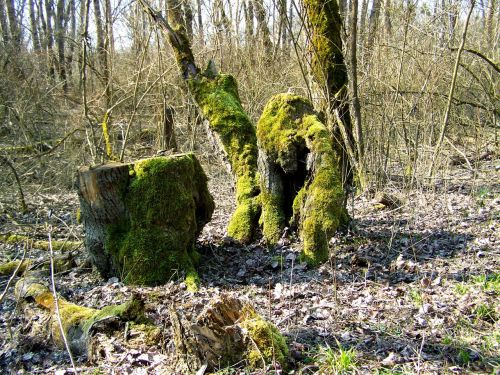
[257,94,349,264]
[76,153,214,286]
[170,293,288,372]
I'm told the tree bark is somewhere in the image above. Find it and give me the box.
[5,0,20,45]
[302,0,357,188]
[0,0,9,44]
[76,154,213,286]
[55,0,67,89]
[29,0,41,51]
[252,0,272,53]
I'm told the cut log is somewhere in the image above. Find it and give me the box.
[14,273,157,359]
[257,94,349,264]
[76,153,214,287]
[170,293,288,372]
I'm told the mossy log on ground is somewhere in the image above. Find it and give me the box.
[257,94,349,264]
[76,153,214,286]
[170,293,288,372]
[0,234,82,251]
[14,274,156,358]
[0,253,76,277]
[188,72,260,243]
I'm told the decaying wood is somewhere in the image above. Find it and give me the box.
[14,272,154,359]
[0,233,82,251]
[0,252,75,277]
[170,293,288,372]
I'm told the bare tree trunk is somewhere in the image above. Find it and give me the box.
[348,0,367,189]
[183,0,194,40]
[45,0,56,77]
[366,0,381,50]
[278,0,288,52]
[196,0,203,43]
[252,0,272,52]
[244,0,254,45]
[93,0,110,107]
[383,0,392,35]
[0,0,9,44]
[5,0,20,45]
[29,0,41,50]
[360,0,368,33]
[66,0,76,79]
[55,0,67,89]
[104,0,114,102]
[448,0,459,43]
[486,0,496,48]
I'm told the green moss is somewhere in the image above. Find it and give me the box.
[0,234,82,251]
[260,191,286,245]
[105,154,213,286]
[302,0,347,101]
[240,306,288,368]
[257,94,348,264]
[188,74,260,242]
[185,268,200,292]
[0,259,30,276]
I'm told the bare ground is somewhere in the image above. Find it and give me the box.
[0,158,498,374]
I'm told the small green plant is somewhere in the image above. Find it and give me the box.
[442,335,454,345]
[473,303,497,323]
[315,342,357,374]
[458,348,471,365]
[471,273,500,293]
[454,283,470,296]
[409,288,423,307]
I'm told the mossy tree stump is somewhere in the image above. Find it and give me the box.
[257,94,349,264]
[170,294,288,372]
[76,153,214,287]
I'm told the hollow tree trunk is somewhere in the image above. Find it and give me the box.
[257,94,348,264]
[76,154,214,286]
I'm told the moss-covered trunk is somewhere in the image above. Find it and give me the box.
[302,0,357,188]
[76,153,214,287]
[257,94,348,264]
[188,74,260,242]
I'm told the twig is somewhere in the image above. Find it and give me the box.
[47,218,79,374]
[429,0,475,177]
[0,156,28,212]
[0,242,27,304]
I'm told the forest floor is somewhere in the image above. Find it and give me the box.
[0,157,498,374]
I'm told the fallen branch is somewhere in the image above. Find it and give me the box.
[14,274,155,358]
[0,233,82,251]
